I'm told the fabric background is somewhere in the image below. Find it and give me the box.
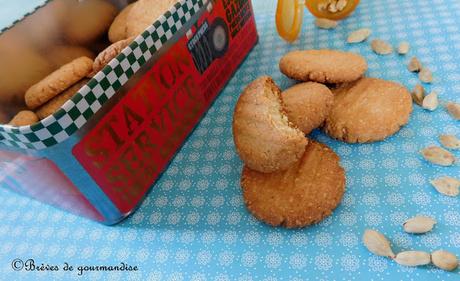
[0,0,459,280]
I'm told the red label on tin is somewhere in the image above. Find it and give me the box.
[73,1,257,213]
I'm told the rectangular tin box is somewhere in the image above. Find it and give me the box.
[0,0,258,224]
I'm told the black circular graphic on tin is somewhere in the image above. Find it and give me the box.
[207,17,229,59]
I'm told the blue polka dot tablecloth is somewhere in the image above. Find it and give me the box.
[1,0,460,280]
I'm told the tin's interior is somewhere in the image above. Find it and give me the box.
[0,0,136,122]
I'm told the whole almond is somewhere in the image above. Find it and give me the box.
[362,229,395,258]
[371,39,393,55]
[408,57,422,72]
[394,251,431,266]
[419,68,433,83]
[411,84,425,106]
[403,216,436,234]
[315,18,338,29]
[445,102,460,120]
[347,28,372,43]
[439,135,460,150]
[422,91,438,111]
[430,176,460,197]
[398,42,410,55]
[431,250,459,271]
[420,146,456,166]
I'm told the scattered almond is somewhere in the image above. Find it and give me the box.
[411,84,425,106]
[430,176,460,197]
[408,57,422,72]
[370,39,393,55]
[431,250,459,271]
[419,67,433,83]
[362,229,395,258]
[422,91,438,111]
[420,146,456,166]
[398,42,410,55]
[439,135,460,150]
[347,28,372,43]
[403,216,436,234]
[445,102,460,120]
[315,18,338,29]
[394,251,431,267]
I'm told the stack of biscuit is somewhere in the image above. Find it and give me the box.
[233,49,413,228]
[3,0,177,126]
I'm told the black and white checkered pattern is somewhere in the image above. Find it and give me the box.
[0,0,203,150]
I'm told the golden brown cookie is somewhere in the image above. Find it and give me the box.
[233,76,307,173]
[8,111,39,127]
[324,77,412,143]
[108,3,135,43]
[63,0,117,44]
[48,45,95,69]
[0,32,53,108]
[242,140,346,228]
[36,79,89,120]
[279,50,367,83]
[89,37,134,77]
[25,57,93,110]
[282,82,334,135]
[126,0,178,38]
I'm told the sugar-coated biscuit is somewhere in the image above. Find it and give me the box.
[63,0,117,44]
[233,76,307,173]
[126,0,178,38]
[89,37,134,77]
[108,3,135,43]
[324,77,412,143]
[242,140,346,228]
[282,82,334,135]
[25,57,93,110]
[8,111,39,127]
[36,79,89,120]
[0,30,53,107]
[48,45,95,69]
[279,49,367,83]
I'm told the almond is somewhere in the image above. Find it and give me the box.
[411,84,425,106]
[403,216,436,234]
[371,39,393,55]
[408,57,422,72]
[347,28,372,43]
[362,229,395,258]
[398,42,410,55]
[420,146,456,166]
[445,102,460,120]
[439,135,460,150]
[430,176,460,197]
[431,250,459,271]
[422,91,438,111]
[419,67,433,83]
[315,18,338,29]
[394,251,431,267]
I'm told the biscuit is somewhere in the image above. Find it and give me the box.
[25,57,93,110]
[8,111,39,127]
[0,30,53,107]
[242,140,346,228]
[233,76,307,173]
[48,45,95,69]
[89,37,134,77]
[279,50,367,83]
[36,79,89,120]
[63,0,117,44]
[282,82,334,135]
[126,0,178,38]
[108,3,135,43]
[324,77,413,143]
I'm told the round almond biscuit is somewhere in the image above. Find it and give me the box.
[8,111,39,127]
[233,76,307,173]
[279,49,367,83]
[25,56,93,110]
[108,3,135,43]
[282,82,334,135]
[125,0,178,38]
[324,77,412,143]
[36,79,89,120]
[242,140,346,228]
